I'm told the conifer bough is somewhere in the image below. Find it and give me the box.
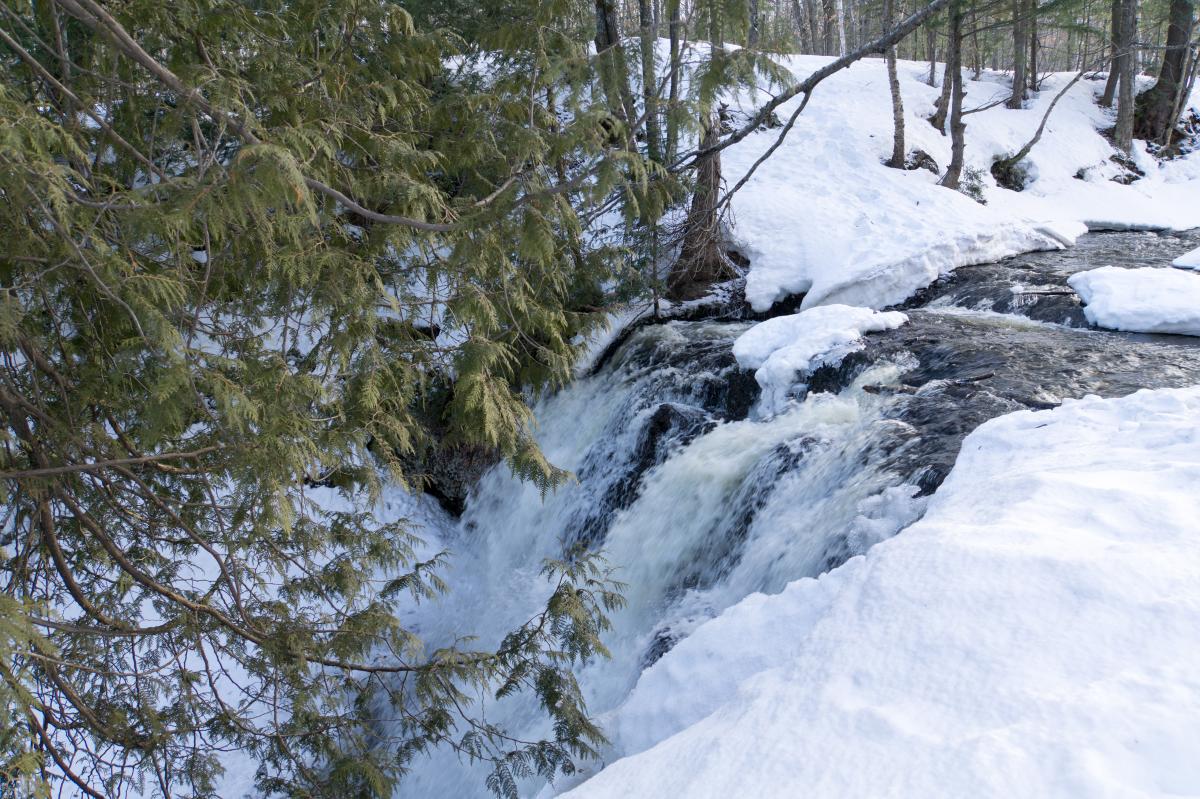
[0,0,655,796]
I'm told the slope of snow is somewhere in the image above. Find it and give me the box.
[1068,266,1200,335]
[732,304,908,413]
[727,56,1200,312]
[564,386,1200,798]
[1174,245,1200,269]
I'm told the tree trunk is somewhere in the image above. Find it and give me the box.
[886,0,908,167]
[822,0,836,54]
[670,114,734,299]
[927,22,938,85]
[940,0,967,188]
[638,0,663,162]
[1101,0,1122,106]
[836,0,848,54]
[749,0,761,46]
[672,13,735,300]
[595,0,638,131]
[1008,0,1030,108]
[931,17,955,132]
[666,0,682,160]
[1133,0,1196,142]
[1029,8,1039,91]
[1114,0,1138,152]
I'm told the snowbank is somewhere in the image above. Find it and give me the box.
[727,56,1200,312]
[1068,265,1200,335]
[1174,245,1200,269]
[565,386,1200,798]
[732,304,908,412]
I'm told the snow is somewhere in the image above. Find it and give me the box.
[726,56,1200,312]
[564,385,1200,799]
[732,304,908,413]
[1068,266,1200,336]
[1174,245,1200,269]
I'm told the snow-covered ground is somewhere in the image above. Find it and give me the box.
[565,386,1200,798]
[732,304,908,413]
[727,55,1200,313]
[1068,265,1200,335]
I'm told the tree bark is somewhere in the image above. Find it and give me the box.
[595,0,638,131]
[666,0,682,160]
[749,0,761,46]
[886,0,908,167]
[927,21,938,85]
[822,0,836,54]
[1008,0,1030,108]
[669,114,734,299]
[1101,0,1122,106]
[638,0,663,162]
[1133,0,1196,142]
[939,0,967,188]
[1114,0,1138,152]
[1029,8,1039,91]
[931,18,955,132]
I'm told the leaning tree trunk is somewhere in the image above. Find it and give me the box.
[1133,0,1196,142]
[1008,0,1030,108]
[1101,0,1122,105]
[885,0,908,167]
[940,0,967,188]
[638,0,663,163]
[1113,0,1138,152]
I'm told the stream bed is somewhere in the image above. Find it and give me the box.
[402,229,1200,796]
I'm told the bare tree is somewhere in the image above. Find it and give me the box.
[886,0,909,167]
[940,0,968,187]
[1113,0,1138,151]
[1008,0,1031,107]
[1101,0,1123,105]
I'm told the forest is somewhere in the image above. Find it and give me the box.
[0,0,1198,797]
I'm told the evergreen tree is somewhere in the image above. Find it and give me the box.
[0,0,653,796]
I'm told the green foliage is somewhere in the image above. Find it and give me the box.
[0,0,676,795]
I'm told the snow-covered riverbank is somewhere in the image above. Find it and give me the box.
[727,54,1200,312]
[565,385,1200,798]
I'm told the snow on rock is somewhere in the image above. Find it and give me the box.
[564,386,1200,799]
[1173,245,1200,270]
[1068,266,1200,336]
[727,55,1200,312]
[732,304,908,412]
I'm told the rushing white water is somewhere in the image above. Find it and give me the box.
[401,319,929,797]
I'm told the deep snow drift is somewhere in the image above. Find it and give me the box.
[726,55,1200,312]
[1069,265,1200,335]
[565,386,1200,798]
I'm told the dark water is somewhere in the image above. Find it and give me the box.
[405,230,1200,797]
